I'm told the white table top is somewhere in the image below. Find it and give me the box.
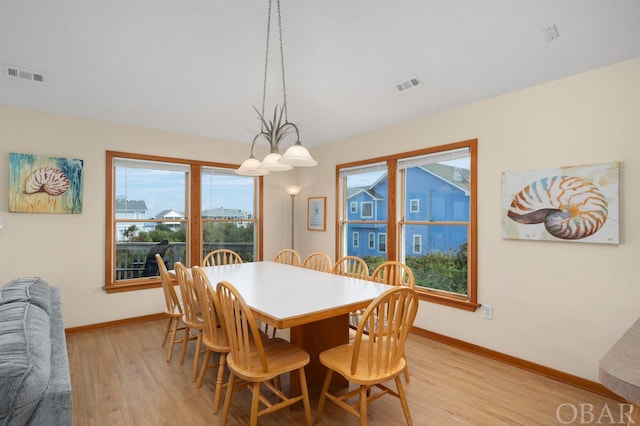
[201,261,393,328]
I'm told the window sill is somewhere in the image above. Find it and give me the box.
[104,278,162,294]
[416,289,480,312]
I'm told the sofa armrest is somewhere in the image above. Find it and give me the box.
[27,288,72,426]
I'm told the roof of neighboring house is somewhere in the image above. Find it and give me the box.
[346,187,384,201]
[421,164,471,194]
[364,164,471,195]
[155,209,185,219]
[202,207,252,218]
[115,199,147,212]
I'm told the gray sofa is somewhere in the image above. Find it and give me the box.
[0,277,72,426]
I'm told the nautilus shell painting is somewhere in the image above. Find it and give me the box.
[9,153,84,214]
[502,162,619,244]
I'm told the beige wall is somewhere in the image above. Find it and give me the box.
[0,109,294,328]
[294,57,640,382]
[1,57,638,382]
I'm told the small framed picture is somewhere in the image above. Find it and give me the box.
[307,196,326,231]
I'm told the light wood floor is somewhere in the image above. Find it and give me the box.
[66,319,626,425]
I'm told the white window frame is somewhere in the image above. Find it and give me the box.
[368,232,375,249]
[412,234,421,253]
[378,233,387,253]
[352,232,359,247]
[361,201,374,218]
[410,198,420,213]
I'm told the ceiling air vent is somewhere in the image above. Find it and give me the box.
[395,75,422,92]
[4,65,46,83]
[545,24,560,42]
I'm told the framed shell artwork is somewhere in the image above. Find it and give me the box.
[502,162,619,244]
[9,152,84,214]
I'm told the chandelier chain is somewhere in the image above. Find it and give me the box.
[260,0,273,131]
[235,0,317,175]
[277,0,288,123]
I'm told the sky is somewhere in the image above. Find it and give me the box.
[115,157,470,217]
[116,167,255,217]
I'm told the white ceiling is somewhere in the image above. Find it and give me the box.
[1,0,640,148]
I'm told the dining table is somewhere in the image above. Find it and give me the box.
[201,260,394,392]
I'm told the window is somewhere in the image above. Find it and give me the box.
[336,139,477,311]
[413,235,421,253]
[201,167,258,263]
[361,201,373,218]
[378,233,387,253]
[336,162,388,261]
[105,151,262,293]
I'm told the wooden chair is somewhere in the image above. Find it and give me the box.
[174,262,205,382]
[192,266,230,414]
[332,256,370,331]
[332,255,369,279]
[156,254,184,363]
[369,260,415,382]
[273,248,301,266]
[269,248,302,337]
[315,286,419,426]
[370,261,415,288]
[301,251,332,273]
[202,249,243,267]
[216,280,312,426]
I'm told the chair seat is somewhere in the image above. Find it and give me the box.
[165,304,182,317]
[320,341,406,386]
[202,327,229,354]
[182,314,203,330]
[227,338,309,383]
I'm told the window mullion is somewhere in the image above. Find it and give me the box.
[190,164,201,266]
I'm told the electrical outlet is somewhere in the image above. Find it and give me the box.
[482,305,494,320]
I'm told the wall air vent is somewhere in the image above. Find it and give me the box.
[395,75,422,92]
[4,65,46,83]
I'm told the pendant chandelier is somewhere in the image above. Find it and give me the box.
[235,0,317,176]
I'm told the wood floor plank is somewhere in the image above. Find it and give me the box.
[66,319,625,425]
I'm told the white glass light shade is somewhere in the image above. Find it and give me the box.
[236,157,269,176]
[279,142,317,167]
[285,185,302,195]
[259,152,293,171]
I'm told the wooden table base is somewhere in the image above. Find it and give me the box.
[289,314,349,395]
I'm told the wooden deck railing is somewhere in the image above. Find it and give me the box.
[115,242,254,280]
